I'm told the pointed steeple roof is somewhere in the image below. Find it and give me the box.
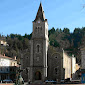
[34,2,46,22]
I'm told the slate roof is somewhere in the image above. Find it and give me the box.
[33,2,47,22]
[0,54,15,60]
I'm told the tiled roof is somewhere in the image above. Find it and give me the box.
[0,54,14,60]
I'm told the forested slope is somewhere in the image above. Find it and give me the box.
[0,27,85,64]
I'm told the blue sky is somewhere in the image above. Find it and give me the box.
[0,0,85,36]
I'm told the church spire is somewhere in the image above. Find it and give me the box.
[34,2,46,22]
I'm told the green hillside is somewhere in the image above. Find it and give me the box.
[0,27,85,64]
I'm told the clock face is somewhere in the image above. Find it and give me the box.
[38,21,40,23]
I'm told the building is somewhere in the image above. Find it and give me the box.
[0,66,17,81]
[21,3,79,83]
[0,40,8,46]
[47,49,72,82]
[30,2,48,82]
[21,3,48,82]
[47,48,63,82]
[81,47,85,83]
[0,54,17,81]
[0,54,17,66]
[63,50,71,79]
[76,64,80,71]
[71,55,76,79]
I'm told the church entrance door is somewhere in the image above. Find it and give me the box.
[35,71,41,80]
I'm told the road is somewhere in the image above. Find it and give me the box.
[0,83,85,85]
[0,83,14,85]
[26,84,85,85]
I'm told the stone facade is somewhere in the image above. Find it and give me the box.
[47,48,72,82]
[21,3,78,83]
[81,47,85,83]
[81,48,85,69]
[29,3,48,82]
[47,50,63,82]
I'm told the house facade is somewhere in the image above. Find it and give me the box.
[0,54,17,81]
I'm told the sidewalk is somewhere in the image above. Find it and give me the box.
[0,83,14,85]
[0,82,28,85]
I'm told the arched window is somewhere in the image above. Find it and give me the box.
[35,27,37,33]
[35,71,41,80]
[35,26,42,33]
[55,68,57,74]
[41,27,42,31]
[14,63,15,66]
[37,45,40,53]
[38,27,39,33]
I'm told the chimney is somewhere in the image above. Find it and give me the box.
[3,54,5,56]
[72,54,74,57]
[14,56,16,60]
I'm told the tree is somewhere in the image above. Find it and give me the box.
[63,28,70,34]
[23,38,29,49]
[49,34,60,47]
[48,27,55,36]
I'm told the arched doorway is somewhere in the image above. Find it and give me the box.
[35,71,41,80]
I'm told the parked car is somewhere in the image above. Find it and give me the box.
[45,80,57,84]
[0,80,2,83]
[61,80,65,83]
[64,78,71,83]
[70,80,81,84]
[3,79,13,83]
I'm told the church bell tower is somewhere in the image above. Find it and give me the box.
[30,3,49,82]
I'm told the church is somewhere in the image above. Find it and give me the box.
[29,2,48,82]
[22,3,48,83]
[21,3,79,83]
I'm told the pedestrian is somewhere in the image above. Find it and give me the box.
[29,79,30,84]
